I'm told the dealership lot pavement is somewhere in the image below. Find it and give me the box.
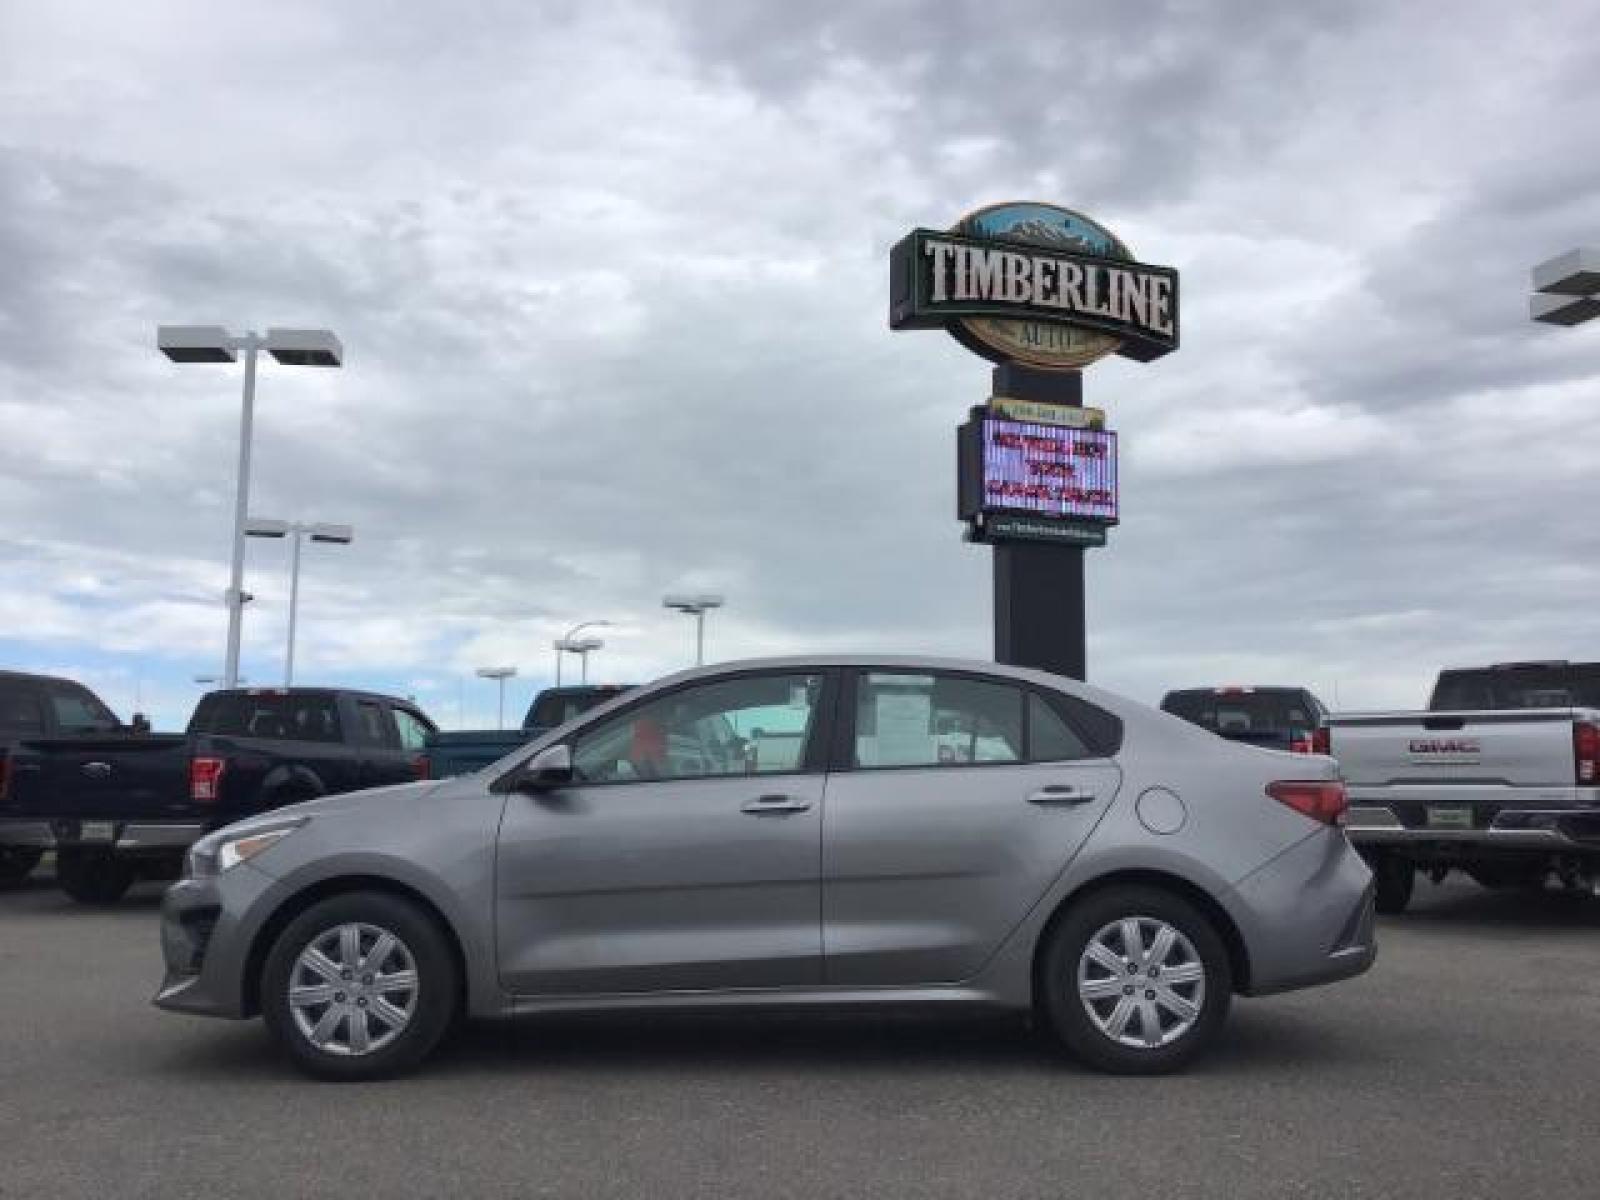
[2,873,1596,1200]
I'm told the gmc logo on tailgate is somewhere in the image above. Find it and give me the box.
[1409,739,1481,755]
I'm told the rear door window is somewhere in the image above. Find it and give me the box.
[853,672,1024,768]
[355,700,391,747]
[203,693,344,743]
[45,683,120,734]
[0,681,45,737]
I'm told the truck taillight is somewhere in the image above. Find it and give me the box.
[190,757,227,803]
[1575,722,1600,785]
[411,755,431,781]
[1267,780,1348,826]
[1311,726,1331,756]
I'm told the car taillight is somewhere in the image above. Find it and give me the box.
[1575,722,1600,785]
[190,757,227,803]
[411,755,431,781]
[1267,780,1348,826]
[1311,726,1331,756]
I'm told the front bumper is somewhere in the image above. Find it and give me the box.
[152,864,282,1020]
[0,818,205,853]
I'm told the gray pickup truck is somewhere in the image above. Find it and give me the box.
[1331,661,1600,913]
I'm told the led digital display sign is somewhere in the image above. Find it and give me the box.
[959,415,1118,525]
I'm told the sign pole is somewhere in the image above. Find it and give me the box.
[988,364,1088,680]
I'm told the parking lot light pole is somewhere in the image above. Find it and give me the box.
[246,518,355,686]
[560,636,603,683]
[663,594,725,666]
[554,620,611,686]
[1531,247,1600,326]
[158,326,343,689]
[476,666,517,729]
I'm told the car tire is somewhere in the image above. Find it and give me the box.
[261,891,458,1082]
[54,849,135,904]
[1039,885,1232,1075]
[0,846,44,884]
[1369,854,1415,915]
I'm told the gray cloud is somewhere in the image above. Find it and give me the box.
[1,0,1599,730]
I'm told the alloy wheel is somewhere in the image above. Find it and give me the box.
[287,922,419,1057]
[1075,915,1206,1049]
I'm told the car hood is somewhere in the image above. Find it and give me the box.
[211,780,444,837]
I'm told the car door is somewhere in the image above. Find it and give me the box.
[822,668,1123,986]
[495,669,834,996]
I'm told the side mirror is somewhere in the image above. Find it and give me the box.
[516,744,574,792]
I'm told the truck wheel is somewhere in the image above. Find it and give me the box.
[261,891,459,1081]
[0,847,44,883]
[1038,885,1232,1074]
[1370,854,1415,915]
[54,849,135,905]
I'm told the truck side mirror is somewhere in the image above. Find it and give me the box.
[516,744,574,792]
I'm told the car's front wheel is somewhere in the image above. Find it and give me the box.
[261,891,459,1081]
[1040,885,1232,1074]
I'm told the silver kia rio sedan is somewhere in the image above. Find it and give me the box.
[155,656,1374,1079]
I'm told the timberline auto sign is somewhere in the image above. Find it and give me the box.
[890,202,1179,369]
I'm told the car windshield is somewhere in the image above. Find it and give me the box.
[1430,665,1600,710]
[1162,691,1316,737]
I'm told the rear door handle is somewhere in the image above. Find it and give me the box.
[1028,785,1096,806]
[741,794,812,815]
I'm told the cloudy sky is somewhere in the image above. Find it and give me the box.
[2,0,1598,730]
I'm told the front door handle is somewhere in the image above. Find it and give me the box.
[741,794,812,815]
[1028,785,1096,806]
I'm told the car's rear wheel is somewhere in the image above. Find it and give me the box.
[0,846,43,884]
[1040,885,1232,1074]
[261,891,458,1081]
[55,849,135,904]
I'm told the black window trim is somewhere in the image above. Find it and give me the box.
[495,666,841,792]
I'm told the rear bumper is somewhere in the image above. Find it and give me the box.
[0,818,204,853]
[1346,804,1600,852]
[1229,829,1377,996]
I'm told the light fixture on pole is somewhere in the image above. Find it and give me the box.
[556,636,604,683]
[554,619,612,686]
[663,594,725,666]
[245,518,354,686]
[476,666,517,729]
[1531,248,1600,327]
[158,325,344,690]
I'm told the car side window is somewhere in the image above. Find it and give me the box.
[0,681,45,737]
[571,674,823,784]
[46,684,119,734]
[1029,693,1093,761]
[853,672,1023,768]
[393,708,431,752]
[355,700,391,746]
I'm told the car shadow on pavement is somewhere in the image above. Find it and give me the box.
[156,1004,1378,1085]
[1391,881,1600,933]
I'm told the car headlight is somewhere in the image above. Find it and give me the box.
[186,820,307,878]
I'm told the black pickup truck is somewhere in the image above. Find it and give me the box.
[0,686,436,903]
[0,670,142,883]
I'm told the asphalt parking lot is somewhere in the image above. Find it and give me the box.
[1,871,1596,1200]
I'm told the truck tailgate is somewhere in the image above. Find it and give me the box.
[1329,709,1585,789]
[2,735,192,819]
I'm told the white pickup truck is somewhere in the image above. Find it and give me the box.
[1330,661,1600,913]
